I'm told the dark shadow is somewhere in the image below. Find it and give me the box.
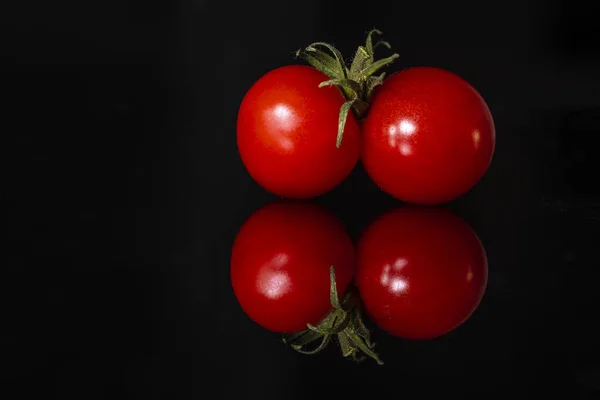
[559,108,600,198]
[554,0,600,60]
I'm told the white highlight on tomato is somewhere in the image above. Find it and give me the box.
[268,104,297,151]
[399,119,416,136]
[273,104,292,119]
[472,129,481,149]
[388,119,416,155]
[394,258,408,270]
[399,144,412,156]
[380,259,409,295]
[466,267,474,282]
[387,125,398,148]
[258,253,291,299]
[390,278,408,294]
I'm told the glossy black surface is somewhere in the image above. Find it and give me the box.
[6,0,600,398]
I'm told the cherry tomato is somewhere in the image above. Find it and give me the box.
[237,65,361,198]
[356,206,488,339]
[362,67,495,205]
[230,200,355,333]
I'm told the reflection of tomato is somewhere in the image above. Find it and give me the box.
[230,200,355,333]
[362,67,495,205]
[236,65,361,198]
[356,207,488,339]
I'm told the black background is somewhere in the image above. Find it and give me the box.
[5,0,600,398]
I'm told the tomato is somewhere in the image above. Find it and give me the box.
[237,65,361,198]
[362,67,495,205]
[230,200,355,333]
[356,206,488,339]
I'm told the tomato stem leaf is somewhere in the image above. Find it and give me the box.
[338,331,355,357]
[296,49,342,80]
[318,79,361,100]
[358,53,399,80]
[352,308,372,342]
[296,29,398,149]
[329,266,343,309]
[285,329,323,348]
[282,266,384,365]
[337,100,356,148]
[365,28,383,59]
[349,46,371,81]
[366,72,386,102]
[292,334,332,355]
[306,42,348,79]
[347,330,384,365]
[374,40,392,52]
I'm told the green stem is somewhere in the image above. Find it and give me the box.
[358,53,399,79]
[318,79,362,99]
[282,266,384,365]
[296,50,343,80]
[306,42,349,78]
[336,100,356,148]
[296,29,399,148]
[365,28,383,58]
[293,335,332,355]
[345,330,384,365]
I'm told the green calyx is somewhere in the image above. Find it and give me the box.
[295,29,399,148]
[282,266,384,365]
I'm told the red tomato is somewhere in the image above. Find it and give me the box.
[237,65,361,198]
[230,200,355,333]
[362,67,495,205]
[356,206,488,339]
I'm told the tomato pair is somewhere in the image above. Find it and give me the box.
[230,201,488,362]
[237,32,495,204]
[233,30,491,364]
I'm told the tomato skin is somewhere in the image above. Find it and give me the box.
[356,207,488,339]
[237,65,361,198]
[362,67,495,205]
[230,200,355,333]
